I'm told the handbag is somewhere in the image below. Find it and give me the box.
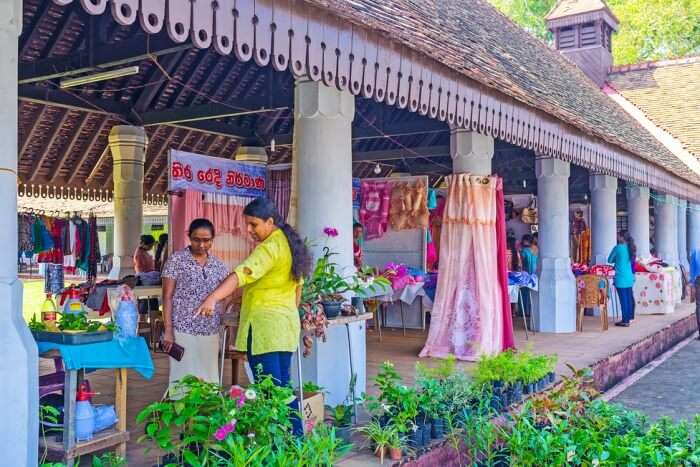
[521,198,538,225]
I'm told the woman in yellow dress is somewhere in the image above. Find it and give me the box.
[197,197,311,434]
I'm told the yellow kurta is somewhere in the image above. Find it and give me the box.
[233,229,301,355]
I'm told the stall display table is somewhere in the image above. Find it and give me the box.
[37,337,154,466]
[296,313,373,424]
[377,283,426,334]
[634,269,681,315]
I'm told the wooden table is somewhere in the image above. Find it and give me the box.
[39,351,129,467]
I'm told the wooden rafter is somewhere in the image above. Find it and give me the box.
[132,52,185,115]
[46,9,76,58]
[85,146,110,186]
[170,51,210,108]
[19,1,52,58]
[143,126,178,180]
[48,112,88,184]
[27,109,72,182]
[187,54,224,107]
[66,116,109,186]
[147,130,193,192]
[19,105,48,156]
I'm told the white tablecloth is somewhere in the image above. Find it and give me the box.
[379,282,426,305]
[634,269,680,315]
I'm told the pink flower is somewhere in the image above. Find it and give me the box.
[323,227,339,237]
[214,428,228,441]
[237,395,246,408]
[229,385,244,399]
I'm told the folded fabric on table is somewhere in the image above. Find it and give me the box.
[508,271,538,290]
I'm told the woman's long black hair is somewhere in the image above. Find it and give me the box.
[623,231,637,263]
[243,197,312,281]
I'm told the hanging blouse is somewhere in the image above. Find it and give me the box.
[359,181,391,240]
[389,180,430,231]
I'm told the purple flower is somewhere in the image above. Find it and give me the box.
[237,395,246,408]
[323,227,339,237]
[214,428,228,441]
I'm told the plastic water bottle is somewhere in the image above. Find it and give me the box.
[115,293,138,338]
[75,381,96,441]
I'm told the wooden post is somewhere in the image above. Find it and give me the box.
[115,368,128,458]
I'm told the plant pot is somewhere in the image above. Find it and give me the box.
[389,446,403,461]
[322,300,343,319]
[336,425,352,444]
[548,371,556,384]
[490,394,503,412]
[408,428,423,448]
[431,418,446,439]
[421,422,432,445]
[524,383,535,395]
[511,382,523,404]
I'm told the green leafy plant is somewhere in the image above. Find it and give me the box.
[302,381,325,394]
[355,420,397,463]
[327,404,352,428]
[29,313,47,332]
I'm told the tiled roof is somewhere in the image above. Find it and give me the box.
[545,0,615,21]
[301,0,699,184]
[608,57,700,160]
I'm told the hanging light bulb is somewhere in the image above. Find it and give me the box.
[374,163,382,175]
[270,138,276,153]
[522,179,527,188]
[584,194,589,201]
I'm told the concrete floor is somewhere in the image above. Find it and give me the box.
[39,303,695,466]
[612,338,700,423]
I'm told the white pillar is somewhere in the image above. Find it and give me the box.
[293,79,360,406]
[108,126,147,279]
[0,1,38,464]
[450,127,493,175]
[677,199,690,271]
[689,203,700,255]
[654,194,679,266]
[590,174,617,264]
[534,157,576,333]
[626,186,650,259]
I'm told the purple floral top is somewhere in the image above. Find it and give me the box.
[162,248,229,336]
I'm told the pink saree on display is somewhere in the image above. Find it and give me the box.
[420,174,509,361]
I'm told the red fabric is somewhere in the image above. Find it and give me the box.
[268,168,292,222]
[496,178,515,351]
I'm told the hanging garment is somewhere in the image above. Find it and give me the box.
[359,181,391,240]
[427,188,438,210]
[495,179,516,350]
[389,180,429,231]
[18,214,34,254]
[420,175,505,361]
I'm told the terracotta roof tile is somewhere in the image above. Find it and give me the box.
[608,58,700,160]
[301,0,699,184]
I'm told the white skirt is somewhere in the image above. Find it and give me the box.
[168,330,220,398]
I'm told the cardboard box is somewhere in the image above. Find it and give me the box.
[297,391,325,433]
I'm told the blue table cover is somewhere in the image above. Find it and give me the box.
[37,336,154,379]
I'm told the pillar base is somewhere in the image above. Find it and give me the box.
[534,257,576,333]
[0,280,38,465]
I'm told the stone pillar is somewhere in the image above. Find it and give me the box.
[108,126,147,279]
[654,194,679,266]
[590,174,618,264]
[0,1,38,464]
[677,199,690,271]
[689,203,700,255]
[534,157,576,333]
[626,186,651,259]
[450,127,494,175]
[293,79,361,406]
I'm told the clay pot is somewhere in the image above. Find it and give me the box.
[374,446,386,464]
[389,447,402,461]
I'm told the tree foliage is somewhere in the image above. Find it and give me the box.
[488,0,700,65]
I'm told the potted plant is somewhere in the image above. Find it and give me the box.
[387,429,406,461]
[327,403,353,443]
[356,420,396,464]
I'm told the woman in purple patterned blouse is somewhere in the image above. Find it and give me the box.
[161,218,229,393]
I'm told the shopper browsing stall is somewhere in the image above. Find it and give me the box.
[197,197,312,434]
[609,232,636,327]
[162,219,229,392]
[353,222,364,269]
[134,234,156,274]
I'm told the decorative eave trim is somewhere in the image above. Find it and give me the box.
[546,10,619,31]
[51,0,700,201]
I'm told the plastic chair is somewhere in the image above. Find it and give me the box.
[576,274,609,332]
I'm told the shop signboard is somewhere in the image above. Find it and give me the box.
[169,149,267,198]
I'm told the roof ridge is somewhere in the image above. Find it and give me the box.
[609,55,700,74]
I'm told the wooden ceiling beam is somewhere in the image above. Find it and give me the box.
[143,126,178,180]
[19,1,52,58]
[85,146,110,186]
[20,105,48,156]
[132,51,185,114]
[66,116,109,185]
[147,130,193,192]
[19,85,130,118]
[47,112,88,184]
[19,32,191,84]
[27,109,72,182]
[352,145,450,162]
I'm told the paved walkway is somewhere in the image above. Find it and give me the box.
[611,337,700,423]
